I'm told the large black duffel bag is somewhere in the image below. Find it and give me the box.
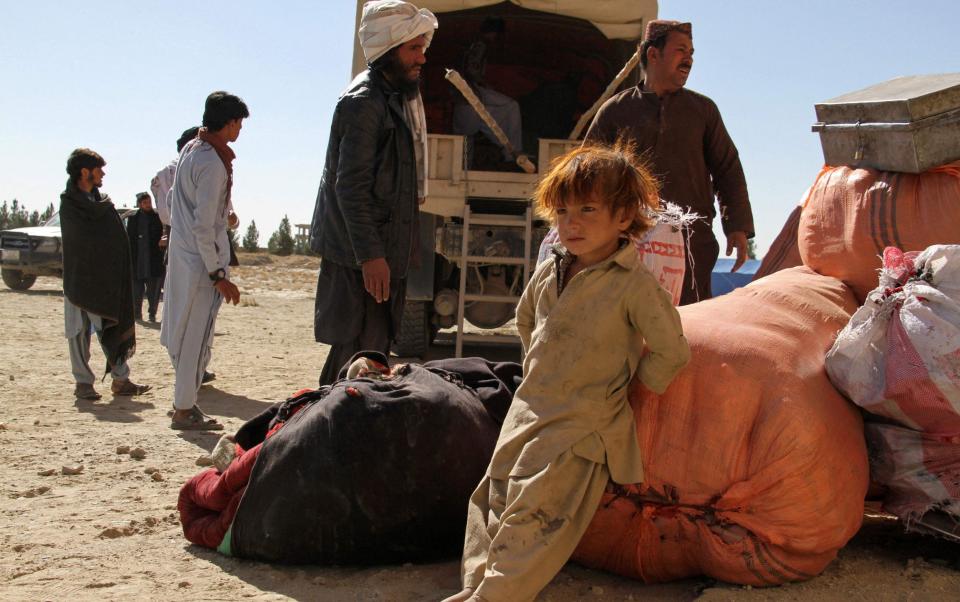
[230,353,521,564]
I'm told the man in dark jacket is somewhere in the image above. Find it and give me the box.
[60,148,150,400]
[585,20,754,305]
[126,191,165,322]
[309,1,437,385]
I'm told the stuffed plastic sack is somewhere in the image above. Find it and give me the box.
[825,245,960,524]
[537,213,686,305]
[825,245,960,435]
[573,266,869,586]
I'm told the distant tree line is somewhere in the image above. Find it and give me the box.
[0,200,55,231]
[241,215,316,257]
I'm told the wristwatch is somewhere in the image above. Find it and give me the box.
[208,268,226,283]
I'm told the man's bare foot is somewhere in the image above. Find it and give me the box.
[440,588,474,602]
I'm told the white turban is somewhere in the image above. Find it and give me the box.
[358,1,438,65]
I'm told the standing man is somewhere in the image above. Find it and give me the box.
[585,20,754,304]
[151,126,201,248]
[452,16,524,163]
[309,0,437,385]
[60,148,151,400]
[126,192,165,322]
[161,92,247,430]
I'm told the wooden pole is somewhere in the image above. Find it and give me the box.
[445,68,536,174]
[569,48,641,140]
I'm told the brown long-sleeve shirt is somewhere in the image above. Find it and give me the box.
[585,85,754,238]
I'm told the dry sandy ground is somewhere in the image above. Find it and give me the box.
[1,252,958,601]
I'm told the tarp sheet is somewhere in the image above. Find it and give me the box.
[711,257,761,297]
[352,0,657,75]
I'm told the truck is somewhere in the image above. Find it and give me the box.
[1,208,136,291]
[348,0,657,356]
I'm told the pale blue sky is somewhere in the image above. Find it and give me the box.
[2,1,958,255]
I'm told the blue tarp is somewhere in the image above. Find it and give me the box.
[711,257,762,297]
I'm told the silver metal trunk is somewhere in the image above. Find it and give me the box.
[811,73,960,173]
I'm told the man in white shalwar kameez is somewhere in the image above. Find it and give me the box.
[161,91,248,430]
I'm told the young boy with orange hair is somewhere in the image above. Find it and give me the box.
[444,143,691,602]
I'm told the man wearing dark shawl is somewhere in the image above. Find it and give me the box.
[60,148,151,401]
[309,0,437,386]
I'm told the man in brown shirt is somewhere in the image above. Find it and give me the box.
[585,20,754,304]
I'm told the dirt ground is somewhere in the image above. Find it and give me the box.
[1,252,958,601]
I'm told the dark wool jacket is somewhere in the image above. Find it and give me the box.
[309,68,420,279]
[59,180,136,367]
[126,209,165,278]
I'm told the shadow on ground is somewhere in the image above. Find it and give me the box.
[197,386,276,421]
[74,394,156,423]
[0,287,63,298]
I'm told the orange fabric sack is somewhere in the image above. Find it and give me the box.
[573,267,869,586]
[798,162,960,301]
[753,205,803,280]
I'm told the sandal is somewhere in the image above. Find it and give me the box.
[74,383,102,401]
[111,379,152,396]
[171,406,223,431]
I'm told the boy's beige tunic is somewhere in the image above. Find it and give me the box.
[487,242,690,483]
[460,242,689,600]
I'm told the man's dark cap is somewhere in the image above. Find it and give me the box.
[644,20,692,43]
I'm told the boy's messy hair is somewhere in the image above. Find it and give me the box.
[534,140,660,238]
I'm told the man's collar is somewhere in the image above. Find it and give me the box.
[639,80,684,99]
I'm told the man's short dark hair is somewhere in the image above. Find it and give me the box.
[136,191,151,202]
[66,148,105,182]
[201,91,250,131]
[640,35,670,69]
[176,126,201,152]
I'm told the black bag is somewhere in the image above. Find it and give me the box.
[230,355,521,564]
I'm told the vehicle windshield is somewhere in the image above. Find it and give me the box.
[44,213,60,227]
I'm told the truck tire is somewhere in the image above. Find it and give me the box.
[1,269,37,291]
[395,301,433,358]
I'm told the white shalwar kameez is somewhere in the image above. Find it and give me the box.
[160,141,230,410]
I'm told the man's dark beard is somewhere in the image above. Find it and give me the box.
[376,51,420,99]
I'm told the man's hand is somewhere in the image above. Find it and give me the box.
[215,278,241,305]
[361,257,391,303]
[725,231,748,273]
[228,211,240,230]
[158,235,168,249]
[418,197,426,206]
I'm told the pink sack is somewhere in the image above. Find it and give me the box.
[826,244,960,526]
[866,423,960,524]
[826,245,960,435]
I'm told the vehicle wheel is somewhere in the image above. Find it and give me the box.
[1,269,36,291]
[395,301,434,358]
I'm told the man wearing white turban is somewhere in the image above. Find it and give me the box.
[309,0,438,386]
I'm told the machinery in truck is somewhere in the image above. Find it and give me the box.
[347,0,658,356]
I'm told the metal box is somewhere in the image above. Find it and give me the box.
[812,73,960,173]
